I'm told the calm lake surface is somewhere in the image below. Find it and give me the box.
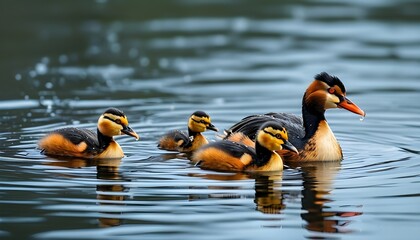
[1,0,420,239]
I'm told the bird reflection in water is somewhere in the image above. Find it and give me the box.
[252,173,285,214]
[188,171,285,214]
[45,157,127,228]
[189,161,362,233]
[290,161,363,234]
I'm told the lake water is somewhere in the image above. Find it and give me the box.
[1,0,420,239]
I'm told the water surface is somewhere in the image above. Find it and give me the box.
[1,0,420,239]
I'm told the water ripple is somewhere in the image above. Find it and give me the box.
[2,0,420,239]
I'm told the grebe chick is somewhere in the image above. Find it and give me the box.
[158,111,218,153]
[224,72,365,162]
[38,107,139,159]
[192,122,298,172]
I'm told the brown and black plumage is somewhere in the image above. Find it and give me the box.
[192,122,298,172]
[224,72,365,162]
[157,111,218,153]
[38,107,139,159]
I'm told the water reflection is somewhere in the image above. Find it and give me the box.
[190,161,362,233]
[96,159,126,228]
[190,171,284,214]
[3,0,420,238]
[46,158,127,228]
[252,173,285,214]
[291,161,363,234]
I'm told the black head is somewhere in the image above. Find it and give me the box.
[103,107,125,117]
[314,72,346,94]
[191,111,210,119]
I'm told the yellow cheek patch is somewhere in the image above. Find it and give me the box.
[103,113,116,120]
[264,127,288,141]
[103,113,128,126]
[258,126,289,151]
[98,116,122,137]
[258,131,280,151]
[189,116,211,133]
[191,116,210,125]
[120,116,128,126]
[191,116,200,122]
[278,128,288,141]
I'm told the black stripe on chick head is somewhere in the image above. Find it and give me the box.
[260,122,288,141]
[102,108,128,126]
[190,111,211,124]
[103,107,125,117]
[191,111,209,119]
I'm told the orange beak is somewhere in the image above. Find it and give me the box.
[337,97,365,117]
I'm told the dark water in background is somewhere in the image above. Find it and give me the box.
[1,0,420,239]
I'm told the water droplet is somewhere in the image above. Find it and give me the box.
[140,57,149,66]
[29,70,37,78]
[107,32,118,43]
[159,58,169,68]
[128,48,138,58]
[35,63,48,75]
[15,74,22,81]
[110,43,121,53]
[45,82,53,89]
[87,45,101,55]
[41,57,50,64]
[360,116,365,122]
[59,54,68,64]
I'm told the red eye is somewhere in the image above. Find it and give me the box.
[328,88,335,94]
